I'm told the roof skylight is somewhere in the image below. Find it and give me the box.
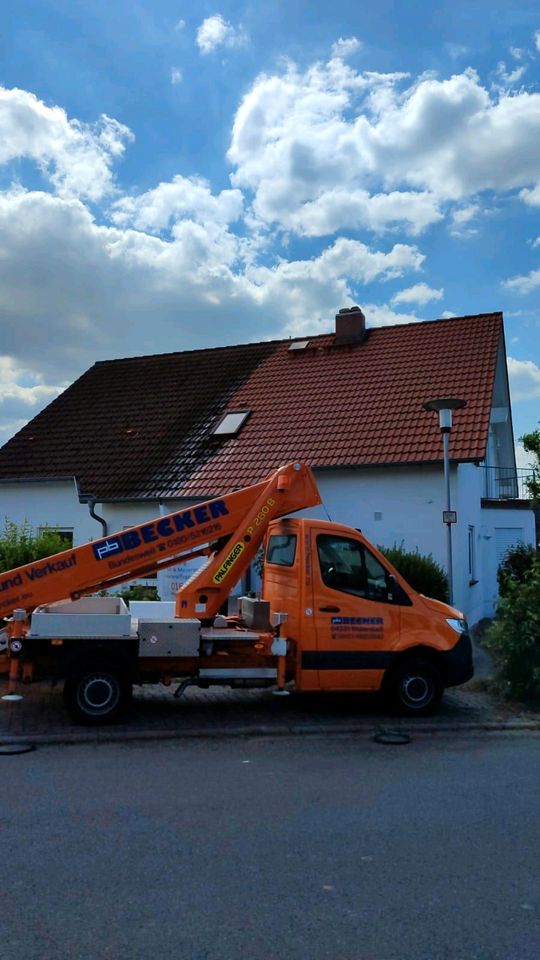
[212,410,250,436]
[289,340,310,351]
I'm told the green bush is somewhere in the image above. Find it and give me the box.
[0,519,70,573]
[497,542,538,598]
[117,584,159,602]
[485,559,540,702]
[378,543,449,603]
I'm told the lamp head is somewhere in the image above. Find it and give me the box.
[423,397,467,433]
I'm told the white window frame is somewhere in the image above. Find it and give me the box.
[38,526,74,547]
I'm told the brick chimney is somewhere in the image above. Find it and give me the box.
[335,306,366,344]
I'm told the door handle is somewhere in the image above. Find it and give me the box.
[319,605,340,613]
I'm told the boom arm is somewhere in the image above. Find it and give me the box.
[0,462,321,621]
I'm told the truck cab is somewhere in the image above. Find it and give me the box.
[263,518,473,714]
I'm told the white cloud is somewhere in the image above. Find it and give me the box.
[531,237,540,248]
[228,60,540,238]
[440,310,457,319]
[0,188,425,399]
[171,67,183,85]
[279,188,442,237]
[391,282,443,306]
[0,356,66,444]
[493,61,527,90]
[515,441,537,470]
[196,15,247,54]
[510,47,524,61]
[175,18,185,30]
[111,174,244,232]
[445,44,469,60]
[508,357,540,401]
[0,86,133,201]
[331,37,362,59]
[535,30,540,52]
[520,183,540,206]
[502,268,540,294]
[450,202,480,237]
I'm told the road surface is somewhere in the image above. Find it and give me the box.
[2,732,539,959]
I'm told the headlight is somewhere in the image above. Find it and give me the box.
[446,618,468,633]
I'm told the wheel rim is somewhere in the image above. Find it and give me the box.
[400,672,431,707]
[76,673,120,717]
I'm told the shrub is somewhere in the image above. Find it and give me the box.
[378,542,449,603]
[0,519,69,573]
[485,559,540,702]
[497,541,538,598]
[117,584,159,602]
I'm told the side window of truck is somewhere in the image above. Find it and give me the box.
[317,535,395,603]
[317,534,368,597]
[266,534,297,566]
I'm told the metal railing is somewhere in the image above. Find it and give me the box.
[481,466,535,501]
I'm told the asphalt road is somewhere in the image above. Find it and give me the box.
[1,733,539,960]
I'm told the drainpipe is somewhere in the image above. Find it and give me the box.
[80,496,108,537]
[88,499,107,537]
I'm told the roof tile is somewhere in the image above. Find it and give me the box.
[0,313,503,498]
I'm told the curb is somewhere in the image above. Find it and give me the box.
[1,718,540,748]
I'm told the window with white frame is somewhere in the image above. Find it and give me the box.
[38,527,74,547]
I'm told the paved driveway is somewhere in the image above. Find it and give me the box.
[2,676,538,744]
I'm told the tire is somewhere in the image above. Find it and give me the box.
[388,657,443,717]
[63,661,132,725]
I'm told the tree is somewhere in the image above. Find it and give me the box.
[520,425,540,502]
[0,520,70,573]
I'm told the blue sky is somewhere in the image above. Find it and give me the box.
[0,0,539,465]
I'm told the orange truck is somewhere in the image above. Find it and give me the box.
[0,462,473,723]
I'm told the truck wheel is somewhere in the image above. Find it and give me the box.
[63,662,131,725]
[389,657,443,717]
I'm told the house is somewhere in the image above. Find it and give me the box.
[0,309,535,624]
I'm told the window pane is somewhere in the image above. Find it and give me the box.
[39,527,74,547]
[266,534,297,567]
[364,547,391,601]
[317,534,367,597]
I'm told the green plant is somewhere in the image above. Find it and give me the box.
[485,559,540,702]
[497,541,538,598]
[520,426,540,502]
[0,519,70,573]
[117,584,159,602]
[378,542,449,602]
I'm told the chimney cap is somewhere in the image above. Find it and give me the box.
[338,305,362,315]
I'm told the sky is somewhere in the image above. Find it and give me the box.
[0,0,539,468]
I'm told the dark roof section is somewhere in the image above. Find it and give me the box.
[0,340,280,499]
[0,313,503,498]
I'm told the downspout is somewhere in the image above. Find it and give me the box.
[75,478,108,538]
[87,499,108,537]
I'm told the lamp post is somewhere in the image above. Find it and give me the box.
[423,397,467,607]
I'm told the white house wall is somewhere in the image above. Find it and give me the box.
[0,480,95,543]
[1,470,535,624]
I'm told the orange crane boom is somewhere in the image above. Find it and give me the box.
[0,462,321,621]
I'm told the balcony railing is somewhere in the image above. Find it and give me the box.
[481,466,535,501]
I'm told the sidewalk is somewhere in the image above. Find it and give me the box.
[2,673,539,745]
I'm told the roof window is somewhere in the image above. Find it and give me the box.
[288,340,311,351]
[212,410,250,436]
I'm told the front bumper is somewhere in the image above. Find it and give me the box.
[442,631,474,687]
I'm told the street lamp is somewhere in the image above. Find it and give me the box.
[423,397,467,606]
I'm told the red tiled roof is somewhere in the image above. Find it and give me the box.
[0,313,504,499]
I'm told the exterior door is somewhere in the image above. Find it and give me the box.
[308,528,401,691]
